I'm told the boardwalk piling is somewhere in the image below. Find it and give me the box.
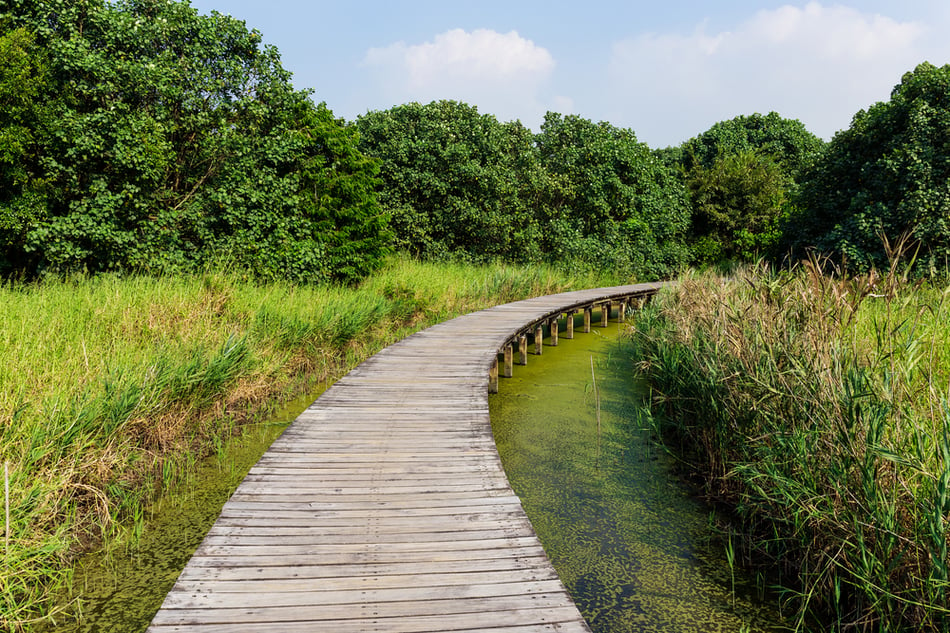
[535,324,544,355]
[550,317,559,346]
[503,344,514,378]
[584,307,592,333]
[565,310,575,339]
[519,334,528,365]
[489,357,499,393]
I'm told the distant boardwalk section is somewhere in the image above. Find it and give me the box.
[148,283,663,632]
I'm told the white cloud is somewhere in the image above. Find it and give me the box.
[363,28,557,126]
[608,2,942,146]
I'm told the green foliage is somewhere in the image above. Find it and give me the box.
[355,100,544,263]
[536,113,691,279]
[357,104,689,280]
[672,112,823,265]
[686,149,790,262]
[0,26,49,241]
[792,62,950,272]
[678,111,824,178]
[1,0,389,282]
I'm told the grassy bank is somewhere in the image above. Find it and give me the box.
[626,262,950,632]
[0,256,627,631]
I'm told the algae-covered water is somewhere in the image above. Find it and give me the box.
[50,315,790,633]
[489,319,790,632]
[41,389,324,633]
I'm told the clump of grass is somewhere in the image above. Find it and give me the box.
[0,254,627,630]
[627,255,950,632]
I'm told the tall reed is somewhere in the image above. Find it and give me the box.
[0,255,626,630]
[627,259,950,632]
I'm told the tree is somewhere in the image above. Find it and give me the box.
[2,0,389,282]
[678,112,824,178]
[0,26,49,252]
[671,112,823,264]
[791,62,950,272]
[686,149,790,262]
[536,113,691,279]
[355,100,544,263]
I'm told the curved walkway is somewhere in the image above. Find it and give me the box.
[148,283,663,632]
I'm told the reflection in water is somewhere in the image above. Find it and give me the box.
[489,321,789,633]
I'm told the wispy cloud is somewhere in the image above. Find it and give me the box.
[363,28,565,126]
[608,2,941,146]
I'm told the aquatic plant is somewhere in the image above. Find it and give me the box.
[627,259,950,631]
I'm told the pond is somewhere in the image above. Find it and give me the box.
[489,317,790,632]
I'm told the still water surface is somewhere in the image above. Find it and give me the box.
[489,319,789,632]
[50,317,789,632]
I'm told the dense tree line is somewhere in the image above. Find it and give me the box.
[2,0,948,282]
[355,103,690,279]
[0,0,388,283]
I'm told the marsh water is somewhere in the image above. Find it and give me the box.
[489,319,789,632]
[41,390,321,632]
[48,317,789,633]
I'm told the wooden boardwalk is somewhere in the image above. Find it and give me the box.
[148,283,663,632]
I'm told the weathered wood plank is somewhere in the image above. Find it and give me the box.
[149,283,662,633]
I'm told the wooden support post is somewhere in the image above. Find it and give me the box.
[619,301,626,323]
[565,310,575,339]
[584,307,592,333]
[601,302,610,327]
[550,317,558,346]
[534,324,544,355]
[503,344,514,378]
[489,357,499,393]
[518,334,528,365]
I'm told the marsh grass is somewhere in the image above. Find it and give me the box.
[627,257,950,631]
[0,255,623,630]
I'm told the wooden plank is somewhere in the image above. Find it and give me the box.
[150,592,578,624]
[150,283,662,633]
[148,607,591,632]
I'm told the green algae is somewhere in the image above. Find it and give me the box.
[41,312,792,633]
[38,388,326,633]
[489,320,791,633]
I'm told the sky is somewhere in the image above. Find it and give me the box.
[185,0,950,148]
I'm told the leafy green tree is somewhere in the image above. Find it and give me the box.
[2,0,389,282]
[678,111,824,178]
[355,100,544,263]
[791,62,950,271]
[536,113,690,279]
[686,149,790,262]
[672,112,823,264]
[0,26,49,247]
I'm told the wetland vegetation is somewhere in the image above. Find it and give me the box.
[626,261,950,632]
[0,257,623,630]
[3,0,950,630]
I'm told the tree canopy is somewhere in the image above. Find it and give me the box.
[356,105,690,279]
[667,112,824,263]
[355,101,544,263]
[6,0,946,280]
[1,0,389,282]
[791,62,950,271]
[536,113,691,278]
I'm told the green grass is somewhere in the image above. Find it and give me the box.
[0,255,628,631]
[626,260,950,632]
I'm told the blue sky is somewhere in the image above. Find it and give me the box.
[186,1,950,148]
